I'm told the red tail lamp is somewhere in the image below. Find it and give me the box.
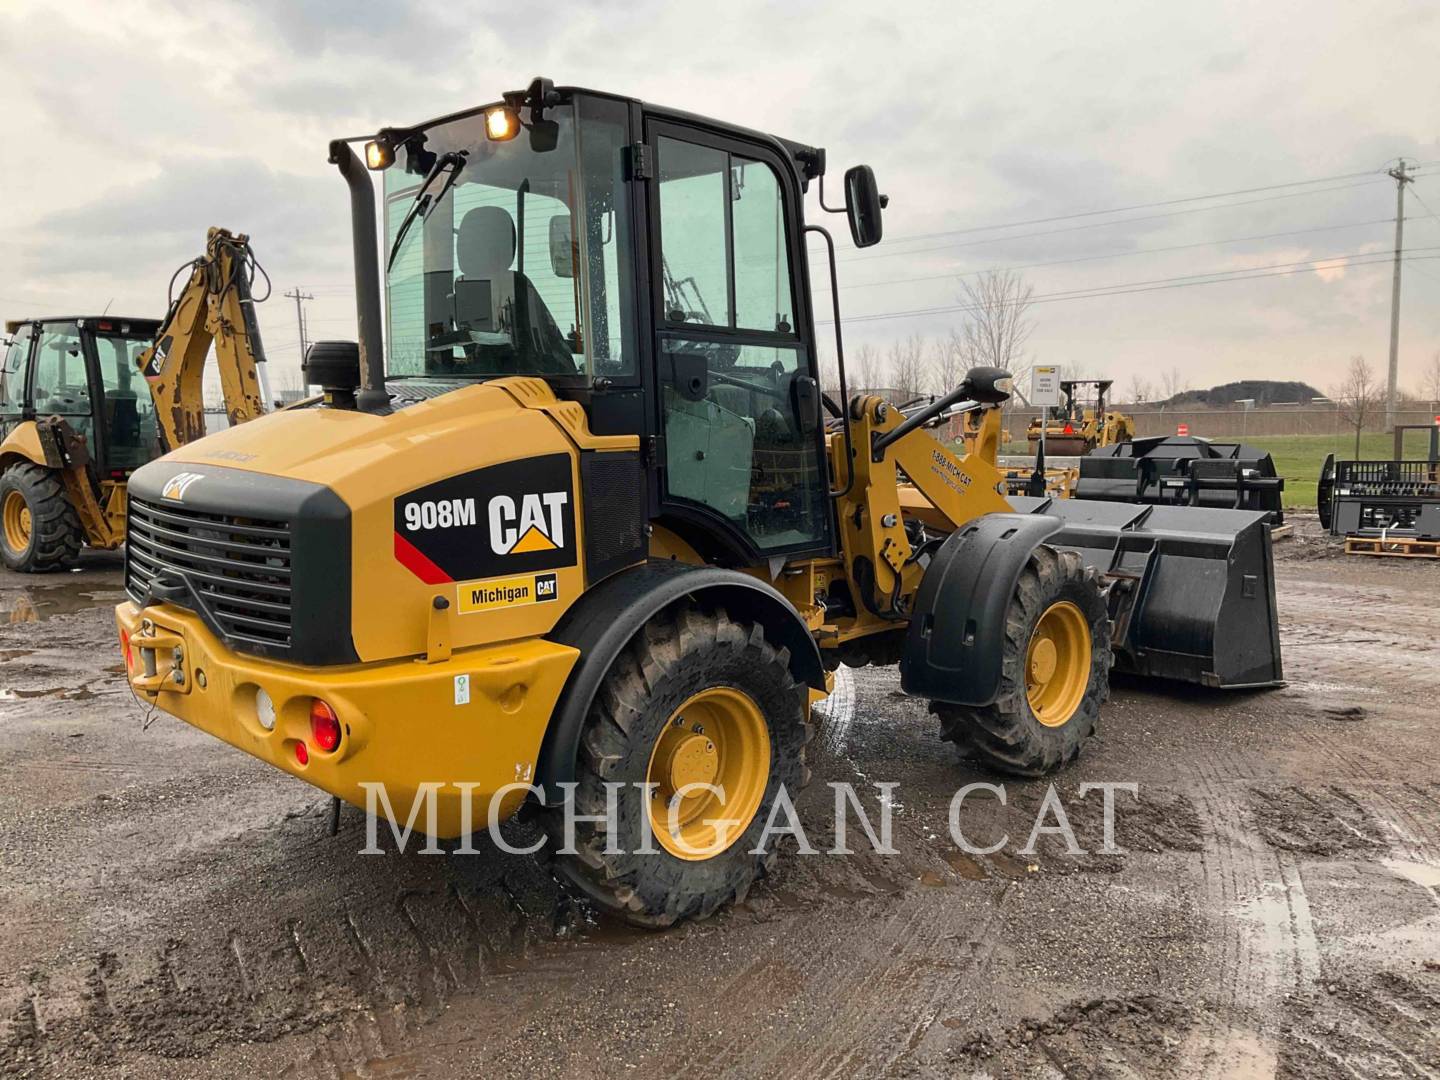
[294,741,309,766]
[310,699,341,753]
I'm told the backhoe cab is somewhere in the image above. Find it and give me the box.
[1,315,160,569]
[116,80,1283,928]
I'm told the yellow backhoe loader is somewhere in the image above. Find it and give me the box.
[0,228,271,570]
[116,81,1283,927]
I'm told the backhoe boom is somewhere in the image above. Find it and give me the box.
[137,227,272,450]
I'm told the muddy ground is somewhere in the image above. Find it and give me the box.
[1,514,1437,1079]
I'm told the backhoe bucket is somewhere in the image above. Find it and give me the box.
[1007,497,1283,689]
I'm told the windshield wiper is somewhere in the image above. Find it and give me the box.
[386,151,468,272]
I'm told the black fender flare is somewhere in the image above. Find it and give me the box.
[900,513,1064,707]
[535,560,826,801]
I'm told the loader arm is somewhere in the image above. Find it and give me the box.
[136,227,270,450]
[831,396,1012,621]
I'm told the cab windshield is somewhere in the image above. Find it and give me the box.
[382,96,633,384]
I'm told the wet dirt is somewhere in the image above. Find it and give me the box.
[0,533,1437,1078]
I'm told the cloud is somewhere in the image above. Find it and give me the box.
[0,0,1437,393]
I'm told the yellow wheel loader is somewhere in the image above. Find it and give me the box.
[115,80,1283,927]
[0,228,272,571]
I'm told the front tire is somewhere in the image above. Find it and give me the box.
[543,607,811,928]
[0,463,82,572]
[933,545,1110,776]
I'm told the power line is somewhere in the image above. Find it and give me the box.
[818,249,1440,326]
[817,216,1395,294]
[1407,185,1440,228]
[874,168,1386,244]
[833,177,1391,263]
[1382,160,1415,429]
[283,287,314,360]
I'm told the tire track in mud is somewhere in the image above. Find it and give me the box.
[1180,761,1325,1074]
[0,854,570,1079]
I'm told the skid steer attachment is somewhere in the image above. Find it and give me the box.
[1004,496,1283,688]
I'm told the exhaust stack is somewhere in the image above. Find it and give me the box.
[327,140,388,414]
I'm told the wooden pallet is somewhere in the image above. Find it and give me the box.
[1269,523,1294,540]
[1344,535,1440,559]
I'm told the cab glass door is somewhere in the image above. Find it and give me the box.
[650,128,828,556]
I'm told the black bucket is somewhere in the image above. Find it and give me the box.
[1008,496,1284,689]
[1077,436,1285,523]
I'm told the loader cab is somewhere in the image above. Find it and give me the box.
[371,84,838,566]
[0,316,163,478]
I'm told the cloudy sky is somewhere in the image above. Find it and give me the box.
[1,0,1437,399]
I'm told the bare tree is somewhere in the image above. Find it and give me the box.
[853,342,885,393]
[888,334,928,401]
[1124,373,1153,405]
[1332,355,1381,458]
[1422,350,1440,406]
[953,270,1035,380]
[816,342,840,398]
[935,329,970,395]
[1159,366,1187,403]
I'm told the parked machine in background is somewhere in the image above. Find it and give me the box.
[115,79,1284,928]
[0,228,272,571]
[1320,427,1440,556]
[1026,379,1134,456]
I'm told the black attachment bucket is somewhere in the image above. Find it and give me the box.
[1008,496,1284,689]
[1077,436,1285,523]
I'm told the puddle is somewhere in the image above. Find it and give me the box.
[1383,858,1440,893]
[942,850,989,881]
[0,683,100,702]
[0,581,127,623]
[1180,1028,1277,1079]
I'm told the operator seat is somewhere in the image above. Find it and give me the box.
[453,205,514,336]
[452,206,576,375]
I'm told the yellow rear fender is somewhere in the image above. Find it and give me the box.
[0,423,47,470]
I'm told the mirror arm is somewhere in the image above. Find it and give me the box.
[805,223,855,499]
[816,173,848,215]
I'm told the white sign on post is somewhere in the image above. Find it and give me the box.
[1031,365,1063,407]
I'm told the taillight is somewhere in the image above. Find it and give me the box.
[310,699,341,753]
[294,741,309,766]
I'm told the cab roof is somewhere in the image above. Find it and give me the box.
[6,316,161,336]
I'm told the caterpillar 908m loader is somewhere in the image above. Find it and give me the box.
[115,80,1283,927]
[0,228,271,571]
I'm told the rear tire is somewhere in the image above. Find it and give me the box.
[0,463,82,573]
[543,607,811,928]
[932,545,1110,777]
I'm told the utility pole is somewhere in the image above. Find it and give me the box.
[1384,160,1413,431]
[284,287,314,360]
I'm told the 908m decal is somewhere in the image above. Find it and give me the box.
[393,455,576,584]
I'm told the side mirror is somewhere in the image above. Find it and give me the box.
[960,366,1014,404]
[844,165,885,248]
[661,350,709,402]
[548,215,575,278]
[790,375,820,436]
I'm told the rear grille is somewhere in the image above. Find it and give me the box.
[126,497,293,651]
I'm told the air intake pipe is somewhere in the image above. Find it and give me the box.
[327,139,389,414]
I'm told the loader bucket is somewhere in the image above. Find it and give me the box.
[1007,496,1284,689]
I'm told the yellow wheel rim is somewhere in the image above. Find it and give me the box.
[1025,601,1091,728]
[646,687,771,861]
[2,490,31,554]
